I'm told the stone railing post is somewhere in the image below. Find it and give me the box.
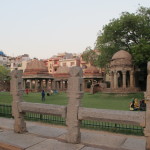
[144,62,150,150]
[66,67,84,143]
[10,70,27,133]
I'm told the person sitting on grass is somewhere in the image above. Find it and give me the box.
[130,98,135,111]
[140,99,146,111]
[134,98,139,110]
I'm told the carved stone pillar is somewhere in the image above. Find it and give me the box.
[114,71,118,89]
[23,79,26,89]
[130,70,134,88]
[29,79,32,89]
[110,72,114,89]
[144,62,150,150]
[10,70,27,133]
[122,71,126,88]
[35,79,38,91]
[60,80,63,91]
[66,67,84,143]
[45,79,49,90]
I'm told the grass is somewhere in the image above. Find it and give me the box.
[0,91,144,111]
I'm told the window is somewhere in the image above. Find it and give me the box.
[54,61,57,64]
[70,62,75,66]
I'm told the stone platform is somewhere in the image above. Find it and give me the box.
[0,117,146,150]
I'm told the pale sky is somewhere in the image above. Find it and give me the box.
[0,0,149,59]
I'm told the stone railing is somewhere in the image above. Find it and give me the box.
[78,107,145,127]
[10,64,150,149]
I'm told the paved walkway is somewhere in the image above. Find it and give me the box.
[0,117,146,150]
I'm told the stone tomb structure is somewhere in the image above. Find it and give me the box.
[109,50,139,93]
[11,64,150,149]
[22,59,53,92]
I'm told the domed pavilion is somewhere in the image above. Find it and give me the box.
[109,50,138,92]
[22,59,53,91]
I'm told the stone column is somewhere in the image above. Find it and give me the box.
[35,79,38,91]
[29,79,32,89]
[41,79,44,89]
[10,70,27,133]
[122,70,126,88]
[39,80,41,90]
[65,80,68,89]
[110,72,114,89]
[114,71,118,89]
[60,80,63,91]
[144,62,150,150]
[23,79,26,89]
[84,79,87,91]
[130,70,134,88]
[46,79,49,90]
[66,67,84,143]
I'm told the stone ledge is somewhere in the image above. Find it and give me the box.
[0,142,23,150]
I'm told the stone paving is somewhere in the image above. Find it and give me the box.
[0,117,146,150]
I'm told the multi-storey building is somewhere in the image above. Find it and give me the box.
[0,51,9,67]
[10,54,30,72]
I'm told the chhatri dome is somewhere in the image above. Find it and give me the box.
[111,50,132,67]
[112,50,132,60]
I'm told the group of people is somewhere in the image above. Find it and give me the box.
[130,98,146,111]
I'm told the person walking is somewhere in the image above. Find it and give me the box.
[41,90,45,102]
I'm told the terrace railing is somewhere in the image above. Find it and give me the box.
[8,64,150,149]
[0,104,144,135]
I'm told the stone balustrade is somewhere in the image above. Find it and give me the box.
[10,64,150,149]
[79,107,145,126]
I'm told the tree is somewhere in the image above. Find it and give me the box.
[95,6,150,69]
[0,65,10,91]
[81,47,98,66]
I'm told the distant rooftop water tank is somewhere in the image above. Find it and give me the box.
[0,51,6,56]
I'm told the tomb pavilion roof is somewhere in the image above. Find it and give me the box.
[23,59,52,79]
[83,66,103,79]
[53,66,70,79]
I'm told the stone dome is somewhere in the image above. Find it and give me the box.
[112,50,132,60]
[24,59,49,76]
[110,50,132,67]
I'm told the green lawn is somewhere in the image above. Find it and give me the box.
[0,91,144,111]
